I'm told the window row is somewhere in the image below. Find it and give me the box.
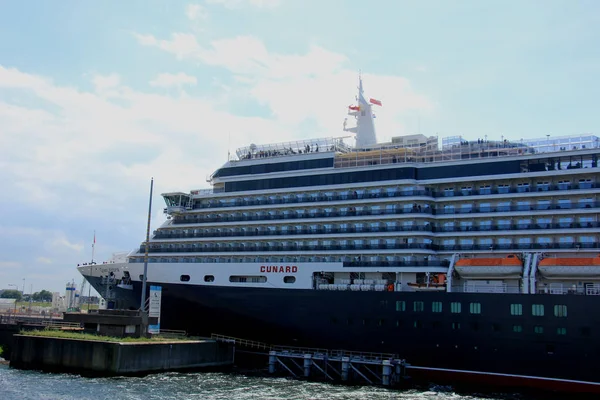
[396,301,479,314]
[334,317,587,337]
[177,274,296,284]
[139,239,600,256]
[510,303,567,317]
[397,301,568,317]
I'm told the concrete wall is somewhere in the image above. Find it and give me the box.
[10,335,233,376]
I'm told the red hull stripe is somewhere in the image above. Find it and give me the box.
[407,365,600,393]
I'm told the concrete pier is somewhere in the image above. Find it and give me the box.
[10,334,234,376]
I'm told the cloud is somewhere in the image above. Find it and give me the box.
[186,4,208,20]
[205,0,280,9]
[133,32,434,142]
[150,72,198,88]
[50,236,84,252]
[92,73,120,92]
[133,32,201,60]
[0,261,21,269]
[36,257,53,264]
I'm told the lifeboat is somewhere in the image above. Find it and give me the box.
[538,256,600,279]
[454,254,523,278]
[407,274,446,291]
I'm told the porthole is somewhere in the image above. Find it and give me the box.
[283,276,296,284]
[180,275,191,282]
[204,275,215,282]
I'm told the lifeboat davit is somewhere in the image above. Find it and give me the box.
[407,274,446,291]
[538,256,600,279]
[454,254,523,279]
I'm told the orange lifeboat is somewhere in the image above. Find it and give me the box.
[538,256,600,278]
[454,254,523,278]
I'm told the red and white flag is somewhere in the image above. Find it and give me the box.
[369,98,382,106]
[92,232,96,248]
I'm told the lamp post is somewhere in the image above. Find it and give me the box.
[8,284,17,314]
[29,284,33,314]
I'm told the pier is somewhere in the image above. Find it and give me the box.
[10,334,234,376]
[211,334,407,386]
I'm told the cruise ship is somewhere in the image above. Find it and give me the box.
[79,78,600,392]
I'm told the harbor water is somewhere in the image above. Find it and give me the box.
[0,363,530,400]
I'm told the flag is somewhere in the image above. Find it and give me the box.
[92,232,96,248]
[369,98,382,106]
[348,105,360,111]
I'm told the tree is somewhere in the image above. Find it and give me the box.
[32,290,53,302]
[1,290,22,301]
[38,290,53,302]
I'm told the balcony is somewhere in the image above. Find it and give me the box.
[180,182,600,211]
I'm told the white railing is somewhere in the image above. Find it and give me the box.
[539,283,600,295]
[236,136,352,161]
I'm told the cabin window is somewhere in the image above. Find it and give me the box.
[413,320,422,328]
[510,304,523,315]
[532,304,544,316]
[554,305,568,317]
[450,302,461,313]
[283,276,296,284]
[229,275,267,283]
[413,301,424,312]
[452,322,461,330]
[204,275,214,282]
[396,301,406,312]
[180,275,190,282]
[513,325,523,333]
[534,326,544,334]
[557,327,567,335]
[497,184,510,194]
[469,303,481,314]
[431,302,442,313]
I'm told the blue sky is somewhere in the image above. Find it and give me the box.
[0,0,599,294]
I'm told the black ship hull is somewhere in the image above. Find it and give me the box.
[88,277,600,391]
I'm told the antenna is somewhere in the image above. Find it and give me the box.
[91,230,96,264]
[227,132,231,161]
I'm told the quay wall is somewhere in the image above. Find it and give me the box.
[10,335,233,376]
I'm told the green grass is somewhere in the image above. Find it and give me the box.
[16,302,52,308]
[21,330,190,343]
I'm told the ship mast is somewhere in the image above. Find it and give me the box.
[344,73,380,148]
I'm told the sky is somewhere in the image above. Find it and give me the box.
[0,0,599,294]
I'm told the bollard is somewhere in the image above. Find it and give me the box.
[341,357,350,381]
[268,351,276,374]
[303,354,312,377]
[382,360,392,386]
